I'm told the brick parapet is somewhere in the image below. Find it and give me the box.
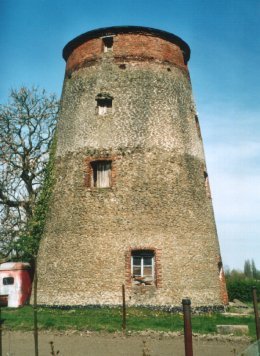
[65,32,188,76]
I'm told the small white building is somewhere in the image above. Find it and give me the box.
[0,262,32,307]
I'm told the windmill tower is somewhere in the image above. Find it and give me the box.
[37,26,227,308]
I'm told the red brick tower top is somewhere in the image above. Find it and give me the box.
[63,26,190,76]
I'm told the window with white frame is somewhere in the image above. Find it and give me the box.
[131,250,155,285]
[91,160,112,188]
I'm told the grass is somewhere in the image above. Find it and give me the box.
[1,306,257,339]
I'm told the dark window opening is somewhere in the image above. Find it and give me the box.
[119,64,126,69]
[3,277,14,285]
[91,160,112,188]
[195,115,202,139]
[95,93,113,116]
[103,36,113,52]
[218,261,224,279]
[131,250,155,286]
[218,261,223,273]
[204,171,211,198]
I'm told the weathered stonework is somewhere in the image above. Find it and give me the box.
[37,26,227,307]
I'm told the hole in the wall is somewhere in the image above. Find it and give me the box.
[218,261,223,273]
[95,93,113,115]
[119,64,126,69]
[195,115,202,139]
[102,36,114,52]
[204,171,211,198]
[167,67,171,72]
[218,261,224,280]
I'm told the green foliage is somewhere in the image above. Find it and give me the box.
[244,259,253,279]
[15,134,57,261]
[243,259,260,280]
[1,306,257,338]
[251,260,260,279]
[227,277,260,302]
[226,260,260,302]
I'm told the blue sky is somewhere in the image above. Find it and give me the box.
[1,0,260,270]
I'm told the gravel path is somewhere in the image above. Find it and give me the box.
[4,331,251,356]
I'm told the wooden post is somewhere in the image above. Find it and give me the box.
[33,258,39,356]
[253,287,260,340]
[182,298,193,356]
[0,307,2,356]
[252,286,260,356]
[122,284,126,333]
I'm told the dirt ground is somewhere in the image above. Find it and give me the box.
[4,331,251,356]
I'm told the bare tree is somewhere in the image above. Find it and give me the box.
[0,87,59,259]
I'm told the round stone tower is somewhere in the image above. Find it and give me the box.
[37,26,227,308]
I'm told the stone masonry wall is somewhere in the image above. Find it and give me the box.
[37,28,227,307]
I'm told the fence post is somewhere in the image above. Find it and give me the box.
[122,284,126,333]
[0,307,2,356]
[252,286,260,356]
[33,258,39,356]
[182,298,193,356]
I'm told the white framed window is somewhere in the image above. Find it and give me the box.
[131,250,155,285]
[91,160,112,188]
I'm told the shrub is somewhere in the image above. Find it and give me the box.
[227,277,260,302]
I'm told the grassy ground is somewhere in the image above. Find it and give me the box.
[1,306,257,339]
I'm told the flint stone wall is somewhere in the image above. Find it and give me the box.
[37,28,227,307]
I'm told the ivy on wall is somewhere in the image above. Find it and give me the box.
[16,134,57,262]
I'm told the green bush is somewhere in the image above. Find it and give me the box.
[227,278,260,302]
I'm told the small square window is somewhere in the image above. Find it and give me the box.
[131,250,155,285]
[95,93,113,116]
[102,36,113,52]
[91,160,112,188]
[96,98,112,115]
[3,277,14,285]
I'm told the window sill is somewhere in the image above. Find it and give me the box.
[86,187,114,192]
[132,281,156,288]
